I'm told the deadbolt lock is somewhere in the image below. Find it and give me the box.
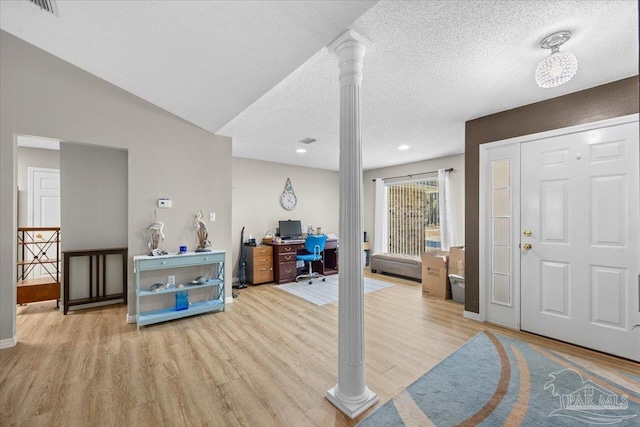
[523,243,532,250]
[523,230,532,237]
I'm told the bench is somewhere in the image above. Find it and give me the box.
[370,253,422,281]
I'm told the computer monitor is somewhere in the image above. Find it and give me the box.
[278,220,303,240]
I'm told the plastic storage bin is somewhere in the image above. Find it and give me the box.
[448,274,465,304]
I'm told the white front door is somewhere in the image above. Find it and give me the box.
[520,121,640,361]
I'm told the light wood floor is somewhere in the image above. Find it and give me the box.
[1,271,637,426]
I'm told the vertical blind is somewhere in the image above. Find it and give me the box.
[387,178,439,256]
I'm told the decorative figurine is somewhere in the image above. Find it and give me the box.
[194,211,212,252]
[147,210,167,256]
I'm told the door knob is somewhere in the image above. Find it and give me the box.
[523,230,532,237]
[523,243,532,250]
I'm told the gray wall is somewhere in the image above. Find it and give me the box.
[363,153,465,253]
[231,157,339,278]
[0,30,232,344]
[60,143,128,251]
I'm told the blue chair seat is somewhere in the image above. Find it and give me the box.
[297,253,321,262]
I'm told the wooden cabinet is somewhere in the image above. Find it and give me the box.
[322,239,339,275]
[268,239,339,284]
[272,243,301,284]
[134,251,225,329]
[17,227,61,306]
[246,245,273,284]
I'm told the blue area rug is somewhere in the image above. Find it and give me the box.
[357,331,640,426]
[276,275,393,306]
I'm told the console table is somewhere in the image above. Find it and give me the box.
[134,251,225,329]
[267,239,338,284]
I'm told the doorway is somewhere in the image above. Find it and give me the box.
[17,137,62,310]
[480,115,640,362]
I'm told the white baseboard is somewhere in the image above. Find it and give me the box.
[0,336,17,349]
[225,296,234,304]
[463,310,483,322]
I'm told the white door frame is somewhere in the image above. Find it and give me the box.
[478,113,639,327]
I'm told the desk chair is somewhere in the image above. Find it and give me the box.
[296,234,328,284]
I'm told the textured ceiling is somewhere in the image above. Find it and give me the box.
[222,0,639,170]
[1,1,638,171]
[0,0,375,133]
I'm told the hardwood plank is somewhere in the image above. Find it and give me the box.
[1,270,638,426]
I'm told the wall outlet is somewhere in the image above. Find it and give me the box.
[168,275,175,285]
[210,212,216,221]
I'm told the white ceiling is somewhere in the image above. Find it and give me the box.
[1,1,638,171]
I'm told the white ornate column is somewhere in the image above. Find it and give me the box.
[325,30,378,419]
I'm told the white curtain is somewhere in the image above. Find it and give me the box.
[373,178,388,254]
[438,168,455,251]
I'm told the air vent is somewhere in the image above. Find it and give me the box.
[28,0,59,16]
[298,137,316,145]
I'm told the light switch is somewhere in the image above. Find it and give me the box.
[210,212,215,221]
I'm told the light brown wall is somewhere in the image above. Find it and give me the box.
[231,157,339,278]
[464,76,639,313]
[363,154,465,253]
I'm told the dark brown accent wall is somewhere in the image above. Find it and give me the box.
[464,76,639,313]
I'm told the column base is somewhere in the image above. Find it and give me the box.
[326,385,379,419]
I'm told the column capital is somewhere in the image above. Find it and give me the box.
[328,30,373,86]
[327,29,374,54]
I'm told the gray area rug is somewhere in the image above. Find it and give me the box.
[356,331,640,426]
[276,275,394,305]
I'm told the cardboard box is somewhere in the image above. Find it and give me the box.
[448,246,465,278]
[421,250,450,299]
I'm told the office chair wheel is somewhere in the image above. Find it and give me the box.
[308,280,313,285]
[322,278,326,282]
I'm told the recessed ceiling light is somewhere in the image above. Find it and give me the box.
[398,145,410,150]
[296,148,307,153]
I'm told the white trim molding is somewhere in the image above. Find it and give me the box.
[0,336,17,349]
[463,310,483,322]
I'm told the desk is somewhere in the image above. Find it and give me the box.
[267,239,338,284]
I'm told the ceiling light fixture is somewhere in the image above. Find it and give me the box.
[535,31,578,88]
[398,145,410,150]
[296,148,307,153]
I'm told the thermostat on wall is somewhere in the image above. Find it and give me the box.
[157,198,172,208]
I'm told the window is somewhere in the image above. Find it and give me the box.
[386,177,439,256]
